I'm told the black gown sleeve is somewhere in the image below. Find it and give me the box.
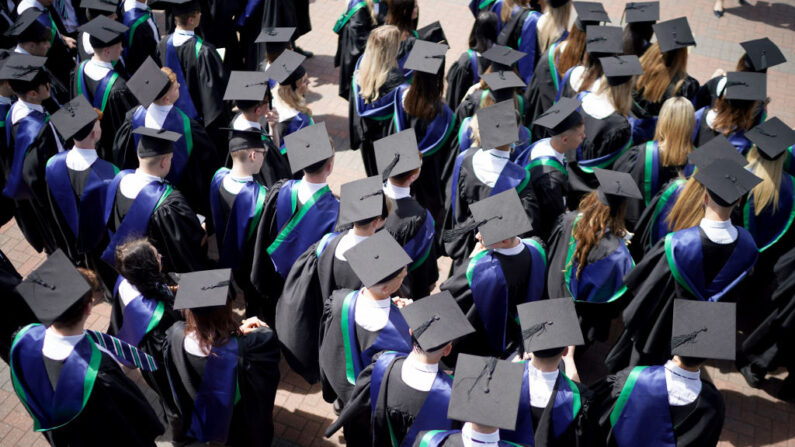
[112,109,139,170]
[532,168,568,243]
[148,190,207,273]
[127,21,160,73]
[176,120,221,218]
[445,52,476,112]
[324,360,375,437]
[195,43,230,127]
[335,7,374,99]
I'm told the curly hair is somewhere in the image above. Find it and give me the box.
[115,238,172,302]
[569,191,627,278]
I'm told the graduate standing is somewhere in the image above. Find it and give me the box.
[326,291,476,446]
[333,0,387,100]
[445,10,497,111]
[10,251,165,446]
[165,269,281,446]
[621,1,658,56]
[318,231,413,446]
[120,0,160,72]
[101,127,207,273]
[76,0,123,66]
[269,49,313,162]
[0,249,36,365]
[71,16,138,161]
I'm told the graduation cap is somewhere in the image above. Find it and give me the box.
[148,0,200,15]
[283,122,334,174]
[254,27,295,44]
[344,230,412,288]
[688,135,749,169]
[694,158,762,206]
[516,298,584,355]
[173,269,231,312]
[223,71,271,103]
[80,0,120,14]
[671,299,735,361]
[133,127,181,157]
[401,291,475,352]
[403,40,448,75]
[652,17,695,53]
[15,250,91,326]
[481,70,526,92]
[0,50,10,71]
[50,96,99,142]
[448,354,524,430]
[740,38,786,72]
[0,54,47,82]
[468,189,532,247]
[586,26,623,56]
[599,55,643,86]
[573,2,610,25]
[227,128,265,152]
[476,100,519,149]
[548,0,572,7]
[264,49,306,85]
[338,176,385,227]
[723,72,766,101]
[594,168,643,212]
[482,45,526,69]
[127,56,171,107]
[5,9,49,41]
[746,117,795,160]
[533,97,583,136]
[417,21,447,45]
[78,15,128,47]
[374,129,422,180]
[624,2,659,23]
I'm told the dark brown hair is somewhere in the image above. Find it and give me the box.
[386,0,416,33]
[557,25,587,76]
[404,69,443,122]
[115,238,172,302]
[184,303,239,355]
[711,95,759,136]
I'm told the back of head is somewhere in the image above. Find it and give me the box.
[712,94,758,135]
[358,25,400,103]
[655,96,695,167]
[557,24,586,76]
[469,10,498,53]
[386,0,415,33]
[115,238,168,299]
[571,191,626,278]
[404,68,443,121]
[9,69,49,98]
[622,22,654,56]
[53,268,99,329]
[636,42,689,104]
[597,75,634,116]
[538,1,571,52]
[185,302,238,355]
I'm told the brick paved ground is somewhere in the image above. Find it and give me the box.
[0,0,793,445]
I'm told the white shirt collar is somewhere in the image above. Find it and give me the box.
[354,289,392,331]
[297,179,327,204]
[119,169,163,198]
[494,240,525,256]
[118,278,142,307]
[17,0,44,14]
[19,99,43,113]
[43,327,85,361]
[335,230,369,261]
[664,360,702,406]
[528,363,559,408]
[384,181,411,200]
[11,100,44,125]
[172,28,195,47]
[699,217,738,244]
[462,423,500,447]
[144,103,173,129]
[221,174,253,195]
[83,58,114,81]
[14,45,31,55]
[233,113,262,130]
[530,138,565,164]
[65,147,98,171]
[401,353,439,392]
[472,148,511,188]
[124,0,148,11]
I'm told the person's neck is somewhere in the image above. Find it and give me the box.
[19,42,38,55]
[672,356,701,373]
[241,110,263,123]
[531,355,562,373]
[407,348,441,366]
[704,202,732,222]
[91,54,114,65]
[230,163,253,180]
[21,96,42,106]
[549,136,568,154]
[176,25,196,33]
[469,423,499,435]
[73,140,96,150]
[388,178,413,189]
[137,166,163,179]
[352,225,375,237]
[303,171,328,184]
[152,99,174,108]
[50,323,84,337]
[362,286,390,302]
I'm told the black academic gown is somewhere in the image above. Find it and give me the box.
[334,1,386,100]
[165,322,281,447]
[524,45,563,136]
[631,76,700,121]
[261,0,309,40]
[198,0,243,70]
[0,100,13,228]
[226,114,292,188]
[70,67,139,162]
[275,230,362,384]
[385,196,439,299]
[0,250,35,365]
[446,50,490,112]
[122,9,160,74]
[593,366,725,447]
[0,4,14,50]
[524,148,568,242]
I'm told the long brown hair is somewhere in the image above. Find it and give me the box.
[711,95,758,136]
[570,191,628,278]
[635,43,689,104]
[576,53,603,93]
[404,68,443,121]
[277,81,312,116]
[655,97,695,167]
[386,0,416,34]
[184,304,239,355]
[557,25,587,76]
[665,177,705,232]
[747,147,785,215]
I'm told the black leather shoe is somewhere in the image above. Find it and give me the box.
[739,364,764,388]
[713,8,724,17]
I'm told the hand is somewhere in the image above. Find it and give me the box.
[63,36,77,50]
[265,109,280,126]
[392,297,413,309]
[239,317,267,334]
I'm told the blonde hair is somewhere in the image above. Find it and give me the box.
[277,82,312,116]
[666,177,705,232]
[746,147,784,215]
[366,0,378,24]
[356,25,400,103]
[537,2,571,53]
[595,76,633,117]
[635,43,689,104]
[501,0,526,23]
[655,97,695,167]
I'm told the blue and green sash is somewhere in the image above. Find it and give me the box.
[333,0,378,34]
[186,338,240,444]
[649,179,686,248]
[114,277,165,347]
[352,57,401,122]
[642,141,661,206]
[132,105,194,183]
[236,0,265,27]
[402,210,435,272]
[3,105,47,200]
[515,10,542,83]
[165,34,200,120]
[76,61,120,113]
[467,49,481,83]
[122,7,155,52]
[393,87,456,157]
[610,366,675,447]
[554,66,575,104]
[209,168,266,269]
[628,115,658,146]
[743,175,795,252]
[417,430,523,447]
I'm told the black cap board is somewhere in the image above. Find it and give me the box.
[255,27,296,43]
[694,158,762,205]
[15,250,91,326]
[80,0,120,13]
[51,96,99,142]
[338,176,385,227]
[374,129,422,179]
[284,122,334,174]
[586,26,623,56]
[448,354,524,430]
[403,40,448,75]
[0,50,10,72]
[688,135,749,169]
[481,70,526,92]
[671,299,735,361]
[573,2,610,24]
[401,291,475,352]
[482,45,526,68]
[127,56,171,107]
[5,9,47,38]
[417,21,447,45]
[173,269,231,311]
[740,38,786,72]
[724,72,766,101]
[476,99,519,148]
[624,2,659,23]
[78,15,128,47]
[223,71,271,102]
[344,230,411,288]
[746,117,795,160]
[594,168,643,202]
[133,127,181,157]
[533,97,583,135]
[599,55,643,86]
[653,17,695,53]
[148,0,200,15]
[227,128,265,152]
[263,49,306,84]
[0,54,46,81]
[548,0,572,7]
[516,298,584,354]
[469,189,532,246]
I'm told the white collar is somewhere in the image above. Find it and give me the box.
[233,113,262,130]
[581,90,616,119]
[124,0,148,11]
[664,360,702,406]
[472,148,511,188]
[145,103,173,129]
[384,181,411,200]
[530,138,565,163]
[43,327,85,361]
[528,362,559,408]
[699,217,737,244]
[569,65,586,91]
[172,28,195,46]
[335,230,370,261]
[462,423,500,447]
[401,353,438,392]
[90,59,114,69]
[183,330,208,357]
[19,100,43,113]
[175,28,194,36]
[83,58,114,81]
[494,240,525,256]
[65,147,98,171]
[354,289,392,331]
[14,45,31,55]
[222,173,253,195]
[17,0,44,13]
[119,169,162,198]
[297,179,327,204]
[117,278,142,307]
[273,88,300,122]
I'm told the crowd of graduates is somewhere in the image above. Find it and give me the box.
[0,0,792,446]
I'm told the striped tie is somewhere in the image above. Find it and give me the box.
[86,330,159,371]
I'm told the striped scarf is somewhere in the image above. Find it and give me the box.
[86,330,159,371]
